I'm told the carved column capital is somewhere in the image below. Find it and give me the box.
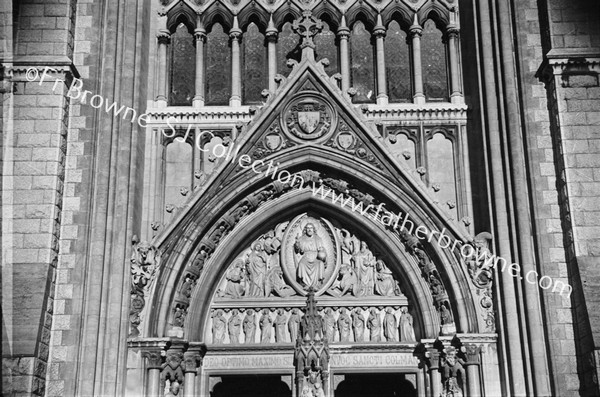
[446,26,460,39]
[144,350,165,369]
[337,26,350,39]
[183,352,201,373]
[229,29,242,41]
[462,344,481,366]
[373,25,386,38]
[157,30,171,45]
[194,28,206,43]
[409,24,422,37]
[426,348,441,371]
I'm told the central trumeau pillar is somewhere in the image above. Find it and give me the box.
[295,289,330,397]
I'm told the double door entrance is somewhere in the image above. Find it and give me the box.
[209,373,418,397]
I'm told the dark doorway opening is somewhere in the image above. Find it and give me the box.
[210,374,292,397]
[334,373,417,397]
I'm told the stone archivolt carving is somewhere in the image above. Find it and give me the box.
[129,235,158,338]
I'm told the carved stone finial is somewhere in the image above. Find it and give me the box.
[292,10,323,62]
[409,14,422,36]
[373,14,386,37]
[266,13,278,41]
[230,16,242,40]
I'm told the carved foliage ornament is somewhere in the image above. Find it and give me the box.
[129,236,158,338]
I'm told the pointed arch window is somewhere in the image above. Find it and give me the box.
[206,23,232,106]
[421,19,449,102]
[385,21,411,103]
[314,21,339,75]
[242,23,267,105]
[350,21,375,104]
[277,22,301,77]
[169,23,195,106]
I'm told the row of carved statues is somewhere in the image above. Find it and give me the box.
[207,306,417,344]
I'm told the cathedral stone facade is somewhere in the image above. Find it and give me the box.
[2,0,600,396]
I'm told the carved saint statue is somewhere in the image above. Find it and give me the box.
[247,243,268,297]
[243,309,256,344]
[295,223,327,288]
[288,308,301,342]
[352,242,375,296]
[375,260,399,297]
[441,347,465,397]
[313,382,326,397]
[173,306,185,328]
[211,310,226,344]
[337,308,352,342]
[440,302,454,325]
[352,308,365,342]
[323,308,337,341]
[383,308,398,342]
[367,308,382,342]
[165,380,180,397]
[275,309,288,343]
[259,309,273,344]
[228,309,242,344]
[399,307,416,342]
[266,266,296,298]
[220,259,245,298]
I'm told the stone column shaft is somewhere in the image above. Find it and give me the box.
[267,34,277,93]
[373,14,388,105]
[409,24,425,105]
[373,26,388,105]
[338,18,351,94]
[447,28,462,103]
[193,29,206,107]
[147,368,161,397]
[156,31,170,105]
[229,17,242,107]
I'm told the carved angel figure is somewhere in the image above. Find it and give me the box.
[383,308,398,342]
[399,307,416,342]
[288,308,301,342]
[228,309,242,344]
[211,310,226,344]
[374,260,400,297]
[352,309,365,342]
[351,242,375,296]
[259,309,273,344]
[275,309,288,343]
[243,309,256,344]
[220,259,245,298]
[246,243,268,297]
[323,308,337,341]
[367,308,382,342]
[337,308,352,342]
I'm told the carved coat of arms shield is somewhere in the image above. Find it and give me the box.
[298,111,320,134]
